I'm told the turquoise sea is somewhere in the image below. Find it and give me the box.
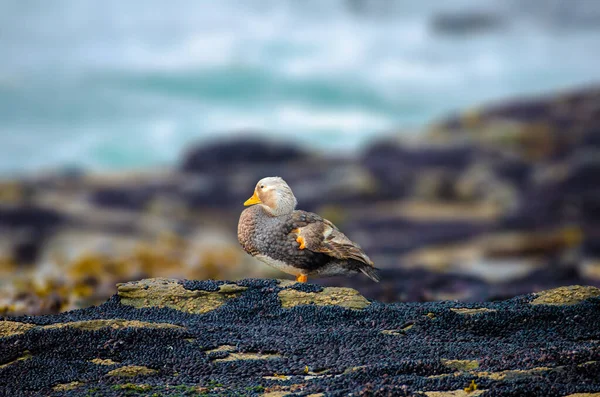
[1,0,600,175]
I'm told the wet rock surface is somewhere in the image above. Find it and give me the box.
[1,278,599,396]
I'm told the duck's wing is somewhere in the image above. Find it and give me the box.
[290,211,374,266]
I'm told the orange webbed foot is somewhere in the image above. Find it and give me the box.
[296,274,308,283]
[296,236,306,250]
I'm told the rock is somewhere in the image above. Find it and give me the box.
[90,358,118,366]
[440,359,479,371]
[1,280,600,396]
[179,137,308,173]
[278,286,370,310]
[52,381,83,392]
[0,205,63,230]
[117,278,247,314]
[474,367,552,381]
[212,352,281,363]
[106,365,157,377]
[480,228,582,258]
[430,87,600,160]
[362,142,475,199]
[43,319,184,331]
[0,205,64,264]
[2,86,600,319]
[0,351,31,369]
[0,319,181,338]
[531,285,600,305]
[89,186,154,210]
[449,308,496,315]
[0,321,35,338]
[111,383,153,392]
[486,264,596,302]
[346,217,490,256]
[85,172,181,211]
[263,392,289,397]
[321,268,490,303]
[364,142,476,171]
[116,278,371,312]
[565,393,600,397]
[425,390,485,397]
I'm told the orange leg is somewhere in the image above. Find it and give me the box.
[296,274,308,283]
[296,236,306,250]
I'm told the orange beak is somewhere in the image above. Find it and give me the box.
[244,190,262,206]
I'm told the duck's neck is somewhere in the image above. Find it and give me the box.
[259,203,293,217]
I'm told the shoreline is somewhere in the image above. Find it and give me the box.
[1,84,600,315]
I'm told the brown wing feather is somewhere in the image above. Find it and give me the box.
[291,211,374,266]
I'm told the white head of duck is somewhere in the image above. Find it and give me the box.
[244,176,298,217]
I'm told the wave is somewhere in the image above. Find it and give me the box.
[1,0,600,174]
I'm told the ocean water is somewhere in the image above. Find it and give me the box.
[1,0,600,175]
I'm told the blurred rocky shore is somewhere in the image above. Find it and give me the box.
[1,85,600,315]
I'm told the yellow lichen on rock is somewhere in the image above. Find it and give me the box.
[450,308,496,315]
[113,383,153,392]
[90,358,119,366]
[52,381,83,392]
[2,319,181,338]
[441,359,480,371]
[343,366,367,374]
[475,367,551,380]
[44,319,184,331]
[263,374,291,381]
[278,287,370,310]
[205,345,237,354]
[381,330,403,336]
[464,380,478,393]
[0,351,32,369]
[381,322,414,335]
[213,352,282,362]
[424,390,485,397]
[531,286,600,305]
[106,365,158,377]
[117,278,247,314]
[205,343,281,363]
[431,366,553,382]
[67,253,130,282]
[0,321,36,338]
[276,279,299,288]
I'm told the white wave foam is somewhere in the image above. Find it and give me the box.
[273,105,390,133]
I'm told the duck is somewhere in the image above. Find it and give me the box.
[238,176,380,283]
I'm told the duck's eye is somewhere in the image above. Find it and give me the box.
[260,185,265,189]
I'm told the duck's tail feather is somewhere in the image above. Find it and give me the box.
[359,265,381,283]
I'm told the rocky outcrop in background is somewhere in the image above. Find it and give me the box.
[1,278,599,396]
[1,86,600,314]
